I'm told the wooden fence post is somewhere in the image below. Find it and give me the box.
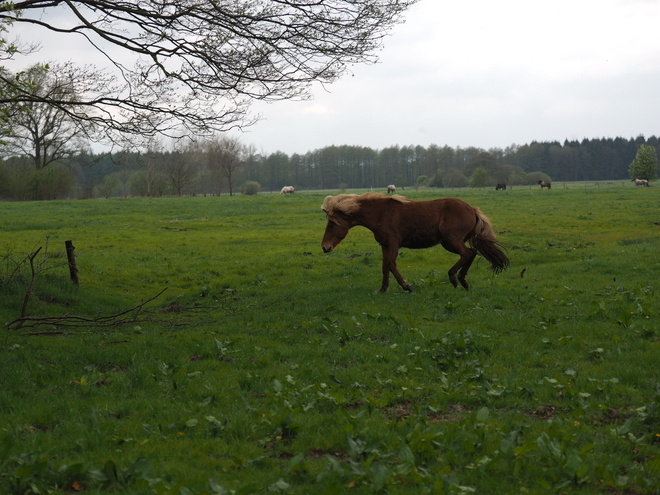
[65,240,79,285]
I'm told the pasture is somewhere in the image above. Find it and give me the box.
[1,182,659,494]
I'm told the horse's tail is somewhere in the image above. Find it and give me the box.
[469,208,509,274]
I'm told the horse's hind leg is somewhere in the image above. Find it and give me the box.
[444,240,477,290]
[456,248,477,289]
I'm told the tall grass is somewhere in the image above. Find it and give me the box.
[1,182,659,494]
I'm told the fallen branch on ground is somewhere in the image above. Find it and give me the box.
[5,288,168,331]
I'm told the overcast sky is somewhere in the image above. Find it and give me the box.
[8,0,660,156]
[235,0,660,155]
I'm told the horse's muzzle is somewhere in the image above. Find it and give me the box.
[322,245,333,253]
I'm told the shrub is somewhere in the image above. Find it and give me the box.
[242,181,261,195]
[428,173,443,187]
[508,167,529,185]
[129,170,169,197]
[94,173,122,198]
[0,160,75,200]
[469,167,491,188]
[526,171,552,185]
[415,175,430,188]
[442,169,469,188]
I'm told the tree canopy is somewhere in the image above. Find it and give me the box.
[628,144,658,181]
[0,0,418,147]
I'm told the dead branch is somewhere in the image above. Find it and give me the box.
[23,331,65,336]
[6,287,167,331]
[18,247,44,326]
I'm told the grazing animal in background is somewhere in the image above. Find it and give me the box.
[280,186,295,194]
[321,193,509,292]
[495,183,507,191]
[387,184,396,194]
[631,178,649,187]
[538,180,552,189]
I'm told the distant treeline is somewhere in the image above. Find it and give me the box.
[1,135,657,200]
[242,135,659,192]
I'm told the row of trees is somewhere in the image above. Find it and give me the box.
[2,2,657,200]
[506,137,660,182]
[1,135,657,200]
[0,135,251,200]
[0,0,418,199]
[2,59,657,199]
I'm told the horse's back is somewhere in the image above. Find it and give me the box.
[390,198,476,248]
[394,197,474,221]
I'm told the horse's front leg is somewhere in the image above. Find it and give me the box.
[380,245,411,292]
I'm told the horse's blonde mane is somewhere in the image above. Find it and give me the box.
[322,193,409,216]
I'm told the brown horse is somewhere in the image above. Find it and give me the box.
[538,180,551,189]
[321,193,509,292]
[495,183,506,190]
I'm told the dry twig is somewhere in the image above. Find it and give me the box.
[6,288,168,331]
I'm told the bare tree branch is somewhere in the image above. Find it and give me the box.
[5,286,168,330]
[0,0,418,145]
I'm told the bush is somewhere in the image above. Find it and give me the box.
[508,168,529,185]
[469,167,491,188]
[415,175,430,188]
[428,173,443,187]
[242,181,261,195]
[94,173,122,199]
[0,159,75,200]
[129,170,169,197]
[442,169,469,188]
[0,166,9,199]
[526,171,552,185]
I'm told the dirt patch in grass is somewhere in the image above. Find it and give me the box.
[523,404,566,419]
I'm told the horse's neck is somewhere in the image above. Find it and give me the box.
[352,199,386,230]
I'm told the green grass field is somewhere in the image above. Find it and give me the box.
[1,182,660,494]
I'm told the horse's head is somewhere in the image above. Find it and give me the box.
[321,195,359,253]
[321,213,351,253]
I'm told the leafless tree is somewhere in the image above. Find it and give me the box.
[206,135,245,196]
[164,142,201,196]
[0,1,418,146]
[0,62,92,169]
[95,173,120,198]
[141,149,168,197]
